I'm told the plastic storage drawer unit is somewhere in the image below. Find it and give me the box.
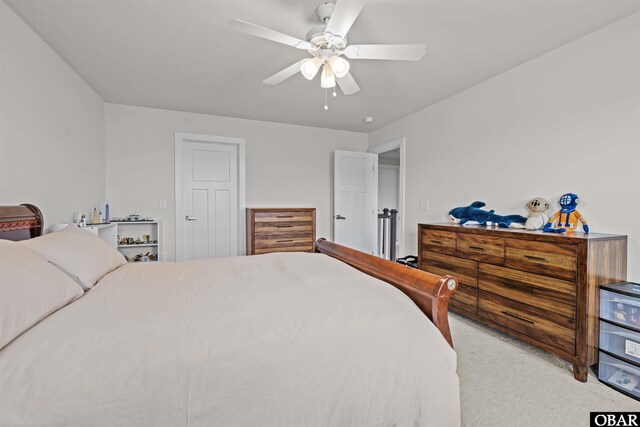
[601,288,640,330]
[598,351,640,400]
[600,321,640,365]
[599,282,640,401]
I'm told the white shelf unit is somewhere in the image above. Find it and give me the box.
[113,221,161,263]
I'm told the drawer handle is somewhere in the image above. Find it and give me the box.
[276,215,294,218]
[503,282,536,294]
[524,255,547,262]
[275,225,293,228]
[277,239,294,243]
[501,311,535,325]
[468,245,485,251]
[431,239,442,244]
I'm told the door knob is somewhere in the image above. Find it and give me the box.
[335,215,346,220]
[185,216,197,221]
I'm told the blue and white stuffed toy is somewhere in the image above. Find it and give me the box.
[449,201,527,228]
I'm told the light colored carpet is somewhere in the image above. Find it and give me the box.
[449,313,639,427]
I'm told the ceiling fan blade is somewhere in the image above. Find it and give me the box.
[344,44,426,61]
[337,72,360,95]
[229,19,311,50]
[324,0,365,42]
[263,60,305,85]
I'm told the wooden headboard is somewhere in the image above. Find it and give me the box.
[0,204,44,241]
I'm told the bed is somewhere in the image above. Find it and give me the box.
[0,204,461,427]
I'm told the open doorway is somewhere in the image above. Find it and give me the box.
[369,138,406,260]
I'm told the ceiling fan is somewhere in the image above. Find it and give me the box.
[230,1,425,108]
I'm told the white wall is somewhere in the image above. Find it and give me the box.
[0,1,105,228]
[369,13,640,281]
[105,103,368,261]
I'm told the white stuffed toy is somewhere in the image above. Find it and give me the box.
[525,197,550,230]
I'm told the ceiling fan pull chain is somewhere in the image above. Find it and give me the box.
[324,88,329,111]
[332,87,337,97]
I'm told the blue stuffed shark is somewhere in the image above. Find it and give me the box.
[449,201,527,228]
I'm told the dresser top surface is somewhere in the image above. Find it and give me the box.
[420,223,626,242]
[248,208,315,212]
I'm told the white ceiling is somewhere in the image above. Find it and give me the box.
[6,0,640,132]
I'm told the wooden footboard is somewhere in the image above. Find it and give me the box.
[314,238,459,347]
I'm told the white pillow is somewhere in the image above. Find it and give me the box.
[0,240,84,350]
[20,225,126,290]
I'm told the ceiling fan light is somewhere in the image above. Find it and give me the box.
[328,56,350,78]
[320,64,336,88]
[300,58,321,80]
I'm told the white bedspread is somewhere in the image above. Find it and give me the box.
[0,252,459,426]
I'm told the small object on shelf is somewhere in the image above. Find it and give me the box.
[543,192,589,233]
[92,207,99,224]
[524,197,550,230]
[127,213,140,221]
[105,201,110,223]
[73,211,83,225]
[448,201,527,229]
[126,252,158,263]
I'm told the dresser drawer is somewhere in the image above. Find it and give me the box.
[478,263,576,318]
[505,239,577,281]
[254,234,314,249]
[254,245,314,255]
[255,221,314,235]
[478,291,575,354]
[254,211,314,223]
[600,321,640,366]
[421,252,477,287]
[450,283,478,315]
[456,233,504,264]
[421,229,456,255]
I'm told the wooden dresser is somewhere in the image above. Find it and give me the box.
[418,223,627,381]
[247,208,316,255]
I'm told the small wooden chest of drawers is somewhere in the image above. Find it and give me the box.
[419,223,627,381]
[247,208,316,255]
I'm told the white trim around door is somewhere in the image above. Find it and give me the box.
[369,137,406,258]
[175,132,246,260]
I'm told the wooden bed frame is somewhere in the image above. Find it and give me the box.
[0,204,459,346]
[314,238,458,346]
[0,204,43,241]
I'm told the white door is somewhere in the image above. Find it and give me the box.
[334,150,378,254]
[182,141,238,260]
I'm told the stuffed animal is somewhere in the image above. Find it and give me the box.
[449,201,527,228]
[543,193,589,233]
[525,197,550,230]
